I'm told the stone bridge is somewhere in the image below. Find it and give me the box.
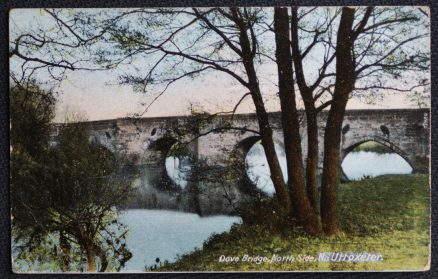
[51,108,430,215]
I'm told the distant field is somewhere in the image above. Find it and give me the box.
[352,141,393,154]
[157,174,430,271]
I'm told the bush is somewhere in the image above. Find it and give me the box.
[238,195,293,232]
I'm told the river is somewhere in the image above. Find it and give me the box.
[119,209,241,271]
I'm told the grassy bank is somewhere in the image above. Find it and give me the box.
[352,141,393,154]
[157,174,430,271]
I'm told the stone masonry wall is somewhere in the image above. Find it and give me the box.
[50,109,430,214]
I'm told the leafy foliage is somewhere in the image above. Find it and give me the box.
[10,80,56,244]
[238,195,292,231]
[10,80,56,158]
[11,83,134,272]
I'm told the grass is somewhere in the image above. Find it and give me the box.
[156,174,430,271]
[352,141,393,154]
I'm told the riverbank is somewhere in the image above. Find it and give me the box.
[156,174,430,271]
[351,141,393,154]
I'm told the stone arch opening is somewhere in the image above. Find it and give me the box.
[147,135,178,152]
[164,142,196,190]
[144,133,197,192]
[341,138,413,181]
[237,136,287,196]
[236,136,262,154]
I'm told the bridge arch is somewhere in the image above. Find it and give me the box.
[235,135,287,195]
[164,142,196,189]
[342,136,413,167]
[145,134,199,190]
[341,136,414,181]
[147,134,178,153]
[235,135,285,155]
[236,135,262,155]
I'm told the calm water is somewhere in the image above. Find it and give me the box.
[342,151,412,180]
[119,209,241,272]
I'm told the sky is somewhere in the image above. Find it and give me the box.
[54,68,423,122]
[9,8,431,122]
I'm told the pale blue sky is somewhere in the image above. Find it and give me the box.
[10,8,430,121]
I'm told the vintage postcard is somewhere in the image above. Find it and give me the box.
[9,6,430,272]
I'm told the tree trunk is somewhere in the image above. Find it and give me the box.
[290,8,319,211]
[320,7,356,236]
[320,102,346,236]
[86,241,96,272]
[250,82,292,213]
[304,108,319,210]
[274,7,321,235]
[232,8,292,213]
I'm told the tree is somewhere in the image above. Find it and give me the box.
[319,7,358,235]
[10,7,430,236]
[9,80,56,158]
[10,80,57,266]
[43,122,133,271]
[271,6,429,235]
[289,7,338,211]
[288,7,429,235]
[10,82,133,271]
[274,7,320,233]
